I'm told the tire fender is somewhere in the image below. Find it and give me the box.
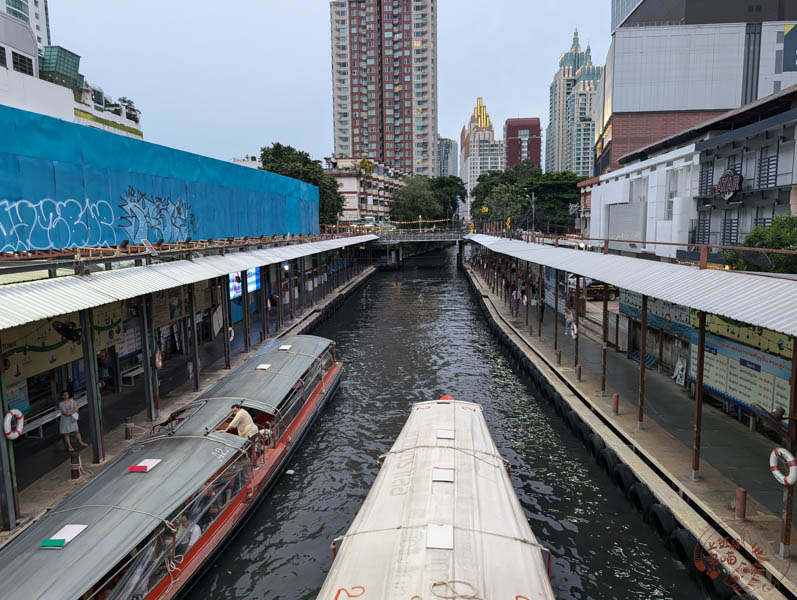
[598,447,619,474]
[587,433,605,460]
[629,481,656,523]
[612,462,637,499]
[650,503,678,545]
[670,528,700,581]
[577,420,591,446]
[566,410,580,433]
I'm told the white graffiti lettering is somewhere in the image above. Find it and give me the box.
[118,187,191,244]
[0,198,117,252]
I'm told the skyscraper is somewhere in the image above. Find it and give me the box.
[503,118,541,170]
[460,98,504,220]
[545,29,597,173]
[565,64,602,176]
[437,136,457,176]
[330,0,438,176]
[2,0,50,54]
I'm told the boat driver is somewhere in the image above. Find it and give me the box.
[222,404,259,439]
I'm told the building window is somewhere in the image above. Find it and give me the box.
[698,162,714,197]
[11,52,33,76]
[0,46,5,69]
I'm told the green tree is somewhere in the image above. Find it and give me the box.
[523,170,581,221]
[259,142,344,225]
[725,215,797,273]
[390,176,442,222]
[484,183,525,222]
[429,175,466,221]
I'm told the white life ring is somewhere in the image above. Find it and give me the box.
[770,447,797,486]
[228,327,235,342]
[4,408,24,440]
[572,323,578,338]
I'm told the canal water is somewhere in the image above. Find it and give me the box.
[192,247,703,600]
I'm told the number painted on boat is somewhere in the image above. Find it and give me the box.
[334,586,365,599]
[460,405,477,412]
[212,447,232,461]
[516,596,530,600]
[415,405,430,411]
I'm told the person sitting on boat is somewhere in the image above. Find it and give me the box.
[222,403,259,439]
[176,514,201,556]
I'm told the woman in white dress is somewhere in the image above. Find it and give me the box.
[58,391,88,452]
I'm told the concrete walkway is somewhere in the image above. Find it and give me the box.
[0,266,375,548]
[469,264,796,597]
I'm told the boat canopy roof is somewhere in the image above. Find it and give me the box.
[316,399,556,600]
[0,334,334,599]
[199,335,333,415]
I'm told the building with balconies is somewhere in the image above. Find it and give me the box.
[587,84,797,263]
[324,156,407,224]
[329,0,438,176]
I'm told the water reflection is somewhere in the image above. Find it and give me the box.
[192,248,701,600]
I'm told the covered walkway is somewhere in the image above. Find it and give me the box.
[0,234,377,531]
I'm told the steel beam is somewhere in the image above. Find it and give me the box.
[242,270,251,353]
[637,295,648,430]
[187,284,201,392]
[139,295,159,419]
[0,331,17,530]
[692,311,706,479]
[79,308,104,463]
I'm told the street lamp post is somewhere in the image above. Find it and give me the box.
[418,214,422,233]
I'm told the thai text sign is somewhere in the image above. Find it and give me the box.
[689,330,792,413]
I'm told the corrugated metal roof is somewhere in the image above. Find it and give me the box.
[468,234,797,338]
[0,235,378,331]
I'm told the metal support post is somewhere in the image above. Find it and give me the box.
[692,311,707,480]
[276,265,284,330]
[79,308,104,463]
[554,269,559,351]
[601,284,608,393]
[780,339,797,558]
[288,261,295,322]
[538,264,543,337]
[187,284,201,392]
[139,295,160,416]
[637,295,648,431]
[259,266,268,341]
[242,270,251,353]
[525,262,530,327]
[220,279,232,369]
[574,275,580,368]
[300,257,307,312]
[0,331,18,530]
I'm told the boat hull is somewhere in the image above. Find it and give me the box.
[147,363,343,600]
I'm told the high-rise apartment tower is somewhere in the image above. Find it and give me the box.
[437,136,457,176]
[2,0,50,54]
[503,118,541,169]
[330,0,438,176]
[460,98,504,220]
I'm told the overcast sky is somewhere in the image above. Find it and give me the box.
[49,1,609,164]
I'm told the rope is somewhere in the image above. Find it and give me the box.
[47,504,176,532]
[431,580,482,599]
[378,444,506,470]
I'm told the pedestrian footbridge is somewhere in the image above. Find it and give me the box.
[373,229,467,244]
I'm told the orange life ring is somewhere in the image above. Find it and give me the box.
[4,408,24,440]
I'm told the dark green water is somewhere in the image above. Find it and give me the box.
[191,247,703,600]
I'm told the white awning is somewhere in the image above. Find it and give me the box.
[0,235,377,331]
[468,234,797,338]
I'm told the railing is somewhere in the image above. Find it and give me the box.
[374,228,468,243]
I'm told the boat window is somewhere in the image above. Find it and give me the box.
[92,454,251,600]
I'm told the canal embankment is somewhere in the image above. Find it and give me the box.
[464,262,793,600]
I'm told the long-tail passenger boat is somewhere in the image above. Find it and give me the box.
[0,335,342,600]
[316,396,556,600]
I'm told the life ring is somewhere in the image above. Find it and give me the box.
[4,408,24,440]
[770,447,797,486]
[154,350,163,369]
[228,327,235,342]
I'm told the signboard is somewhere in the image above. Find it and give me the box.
[714,169,743,201]
[620,290,692,340]
[152,287,186,327]
[689,331,792,413]
[6,381,29,413]
[785,25,797,72]
[690,310,792,360]
[229,269,261,300]
[2,303,122,387]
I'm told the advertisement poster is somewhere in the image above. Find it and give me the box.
[690,310,792,360]
[620,290,692,340]
[689,330,791,413]
[2,303,122,387]
[229,269,261,300]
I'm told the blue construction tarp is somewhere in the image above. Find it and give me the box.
[0,104,319,251]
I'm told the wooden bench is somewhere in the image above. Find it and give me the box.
[24,392,88,439]
[121,365,144,387]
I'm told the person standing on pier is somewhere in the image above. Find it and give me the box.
[59,391,88,452]
[564,307,574,337]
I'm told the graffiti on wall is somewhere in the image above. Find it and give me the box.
[0,197,117,251]
[118,187,192,244]
[0,187,193,252]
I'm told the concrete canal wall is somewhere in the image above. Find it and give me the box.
[463,264,788,600]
